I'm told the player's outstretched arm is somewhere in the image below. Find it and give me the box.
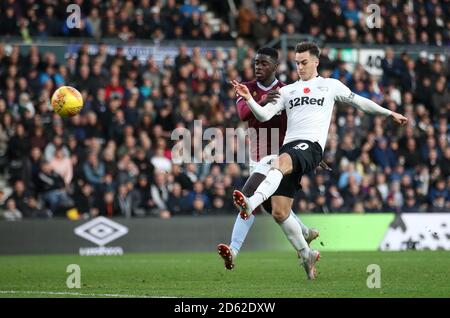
[390,111,408,125]
[231,80,284,122]
[348,93,408,125]
[334,82,408,126]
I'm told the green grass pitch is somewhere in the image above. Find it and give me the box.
[0,251,449,298]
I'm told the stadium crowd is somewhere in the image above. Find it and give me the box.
[0,0,448,47]
[0,1,449,220]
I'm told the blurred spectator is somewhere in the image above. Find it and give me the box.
[336,133,359,162]
[238,0,257,38]
[190,195,204,215]
[399,137,422,170]
[36,161,73,215]
[372,137,397,170]
[402,189,421,213]
[187,180,211,211]
[430,195,447,213]
[342,180,364,211]
[431,80,449,119]
[253,14,272,48]
[73,182,98,218]
[338,162,362,189]
[313,194,329,213]
[150,170,170,216]
[7,123,29,182]
[167,182,189,215]
[2,198,23,221]
[132,174,154,216]
[381,48,402,86]
[97,191,115,217]
[29,126,47,151]
[48,146,73,186]
[116,153,140,185]
[172,164,193,191]
[6,180,42,218]
[83,152,106,189]
[151,148,172,173]
[113,183,134,218]
[44,135,69,162]
[429,179,449,203]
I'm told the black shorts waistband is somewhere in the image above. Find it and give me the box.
[282,140,323,154]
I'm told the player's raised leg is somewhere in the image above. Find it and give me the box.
[233,153,292,218]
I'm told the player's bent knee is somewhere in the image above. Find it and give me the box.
[270,154,293,175]
[271,196,293,223]
[272,209,289,223]
[271,204,290,223]
[272,210,284,223]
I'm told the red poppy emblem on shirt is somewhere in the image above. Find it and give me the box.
[304,87,310,94]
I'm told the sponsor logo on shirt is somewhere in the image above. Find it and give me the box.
[288,96,325,109]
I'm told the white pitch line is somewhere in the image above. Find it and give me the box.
[0,290,177,298]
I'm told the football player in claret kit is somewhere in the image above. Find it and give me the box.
[217,47,318,270]
[232,42,408,279]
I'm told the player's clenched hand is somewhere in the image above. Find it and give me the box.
[391,112,408,125]
[231,80,251,101]
[261,89,280,106]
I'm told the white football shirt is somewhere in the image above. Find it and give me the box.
[247,76,391,152]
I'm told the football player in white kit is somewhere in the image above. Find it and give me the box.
[232,42,408,279]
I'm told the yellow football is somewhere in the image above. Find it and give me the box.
[51,86,83,117]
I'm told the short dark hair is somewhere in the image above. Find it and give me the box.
[256,47,279,62]
[295,42,321,58]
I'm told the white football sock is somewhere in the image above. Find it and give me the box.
[230,213,255,255]
[248,169,283,210]
[291,210,310,239]
[278,213,310,258]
